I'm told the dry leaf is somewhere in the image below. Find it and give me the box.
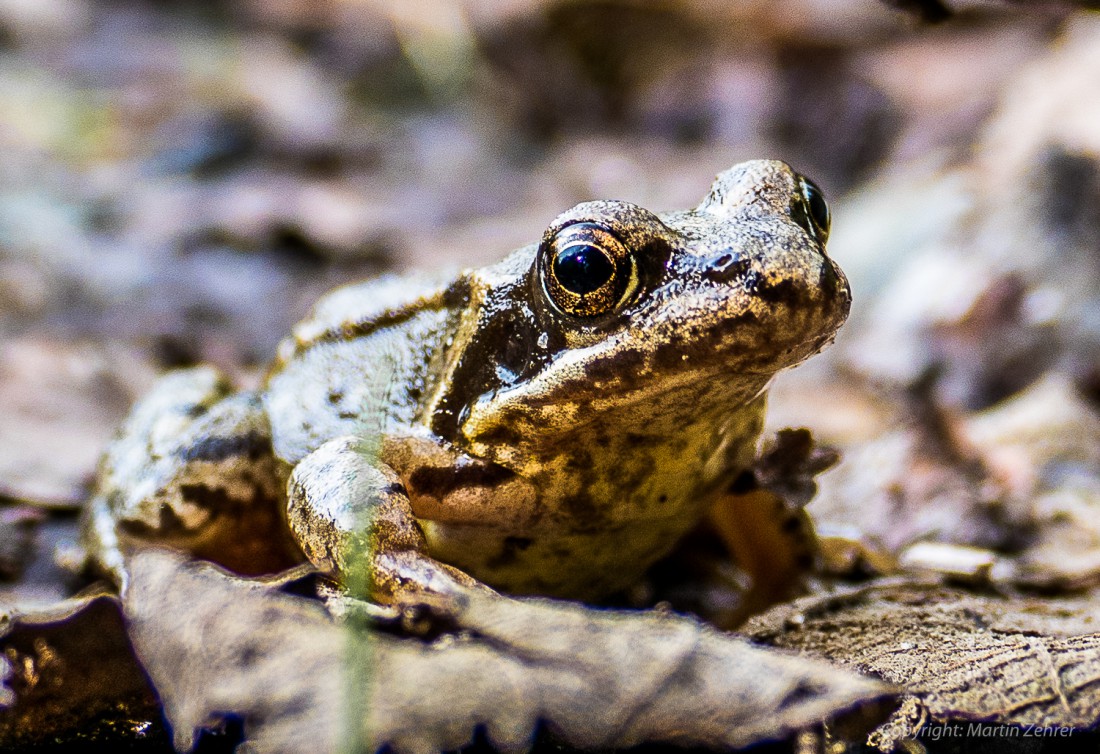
[964,372,1100,589]
[804,370,1100,591]
[744,580,1100,750]
[0,338,155,509]
[0,505,43,581]
[809,380,1014,564]
[123,550,894,754]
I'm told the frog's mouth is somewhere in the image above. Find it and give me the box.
[459,355,774,469]
[726,254,851,376]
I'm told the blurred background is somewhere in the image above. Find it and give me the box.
[3,0,1100,599]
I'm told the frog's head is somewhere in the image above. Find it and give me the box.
[438,160,850,465]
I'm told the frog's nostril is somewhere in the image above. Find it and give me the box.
[704,252,748,283]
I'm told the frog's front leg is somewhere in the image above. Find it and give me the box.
[84,366,305,584]
[286,436,481,604]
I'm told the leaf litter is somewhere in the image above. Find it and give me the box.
[4,1,1100,752]
[745,580,1100,750]
[120,550,893,754]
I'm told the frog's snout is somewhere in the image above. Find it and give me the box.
[701,250,751,284]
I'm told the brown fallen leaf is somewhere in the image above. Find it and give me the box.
[744,580,1100,751]
[799,370,1100,591]
[964,372,1100,590]
[0,592,164,748]
[809,374,1016,568]
[123,549,894,754]
[0,504,44,581]
[877,0,951,24]
[0,338,157,509]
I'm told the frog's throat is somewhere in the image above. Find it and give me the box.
[459,363,772,465]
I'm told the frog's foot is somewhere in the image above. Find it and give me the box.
[83,366,305,584]
[287,436,485,608]
[706,479,819,629]
[706,429,838,627]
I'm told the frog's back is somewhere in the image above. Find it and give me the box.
[264,272,463,463]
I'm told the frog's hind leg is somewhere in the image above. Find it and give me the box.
[287,436,481,606]
[84,366,305,585]
[707,481,817,627]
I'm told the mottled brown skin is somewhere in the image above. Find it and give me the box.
[85,160,850,603]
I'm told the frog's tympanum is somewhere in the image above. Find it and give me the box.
[86,160,850,603]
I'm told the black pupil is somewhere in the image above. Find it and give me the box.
[553,244,615,295]
[804,180,829,231]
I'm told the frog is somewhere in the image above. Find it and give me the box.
[83,159,850,604]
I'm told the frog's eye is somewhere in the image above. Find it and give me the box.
[541,222,637,318]
[793,175,831,246]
